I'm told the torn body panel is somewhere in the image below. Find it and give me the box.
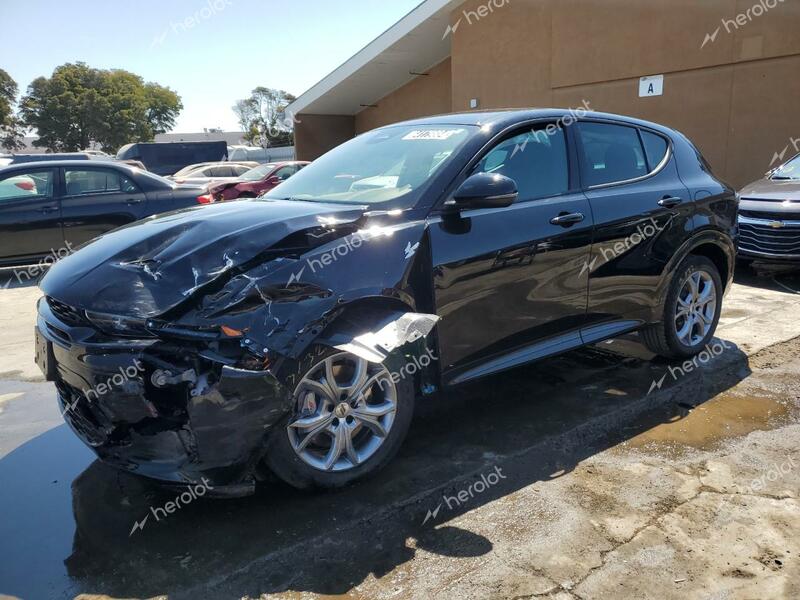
[39,199,367,318]
[37,208,442,494]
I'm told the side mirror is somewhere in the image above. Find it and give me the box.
[266,175,281,186]
[447,173,518,211]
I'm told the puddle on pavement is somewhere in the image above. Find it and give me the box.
[621,391,792,455]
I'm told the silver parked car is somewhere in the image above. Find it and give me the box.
[738,152,800,263]
[169,162,258,185]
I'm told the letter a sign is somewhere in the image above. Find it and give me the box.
[639,75,664,97]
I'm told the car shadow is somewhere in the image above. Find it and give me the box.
[733,262,800,294]
[0,336,752,599]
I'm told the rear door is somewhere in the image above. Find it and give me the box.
[60,166,149,247]
[0,167,64,263]
[429,123,594,385]
[576,121,693,331]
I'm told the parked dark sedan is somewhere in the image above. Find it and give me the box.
[0,160,214,267]
[36,110,737,494]
[738,152,800,263]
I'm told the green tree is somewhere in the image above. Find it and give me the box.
[19,63,182,153]
[232,87,296,147]
[0,68,25,151]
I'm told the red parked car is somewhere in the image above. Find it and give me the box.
[209,161,309,201]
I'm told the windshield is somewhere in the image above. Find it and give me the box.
[265,125,475,205]
[772,154,800,180]
[241,164,277,181]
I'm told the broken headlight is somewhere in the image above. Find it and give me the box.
[85,311,155,338]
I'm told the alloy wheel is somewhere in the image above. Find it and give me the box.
[287,352,397,472]
[674,270,717,347]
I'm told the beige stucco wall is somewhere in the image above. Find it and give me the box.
[294,114,355,162]
[354,58,453,134]
[298,0,800,187]
[449,0,800,188]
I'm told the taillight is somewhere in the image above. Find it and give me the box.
[14,181,34,191]
[197,194,214,204]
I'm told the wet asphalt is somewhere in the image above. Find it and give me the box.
[0,267,798,599]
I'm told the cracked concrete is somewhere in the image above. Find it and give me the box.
[3,270,800,599]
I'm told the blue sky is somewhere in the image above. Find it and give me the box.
[1,0,422,132]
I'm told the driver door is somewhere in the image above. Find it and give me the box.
[428,124,594,386]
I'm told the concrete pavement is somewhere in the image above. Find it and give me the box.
[1,267,799,599]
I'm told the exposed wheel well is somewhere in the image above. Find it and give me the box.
[689,243,730,291]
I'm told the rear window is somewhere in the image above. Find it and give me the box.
[577,122,648,186]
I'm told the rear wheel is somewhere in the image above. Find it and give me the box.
[264,347,414,489]
[641,255,723,359]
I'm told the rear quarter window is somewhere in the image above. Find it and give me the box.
[641,131,670,170]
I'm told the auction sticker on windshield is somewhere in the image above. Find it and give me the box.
[402,129,465,141]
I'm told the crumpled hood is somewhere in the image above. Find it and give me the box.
[740,178,800,201]
[40,199,366,317]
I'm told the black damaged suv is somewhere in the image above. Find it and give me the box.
[37,110,738,493]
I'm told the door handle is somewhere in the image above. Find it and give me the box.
[40,205,59,214]
[658,196,683,208]
[126,198,143,205]
[550,212,585,227]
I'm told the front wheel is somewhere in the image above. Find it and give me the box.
[264,347,414,489]
[641,255,723,359]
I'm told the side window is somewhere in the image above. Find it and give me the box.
[65,169,120,195]
[0,170,54,202]
[120,175,139,194]
[640,131,669,170]
[274,166,298,181]
[577,122,648,186]
[472,125,569,200]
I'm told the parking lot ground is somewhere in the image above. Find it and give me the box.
[0,267,799,599]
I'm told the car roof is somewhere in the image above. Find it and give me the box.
[0,159,134,170]
[380,108,676,137]
[0,160,144,179]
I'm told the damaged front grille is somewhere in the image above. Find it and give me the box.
[56,382,108,447]
[47,297,90,327]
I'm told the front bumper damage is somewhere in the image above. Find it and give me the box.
[37,296,439,496]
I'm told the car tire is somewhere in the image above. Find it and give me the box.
[263,346,414,490]
[641,255,723,360]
